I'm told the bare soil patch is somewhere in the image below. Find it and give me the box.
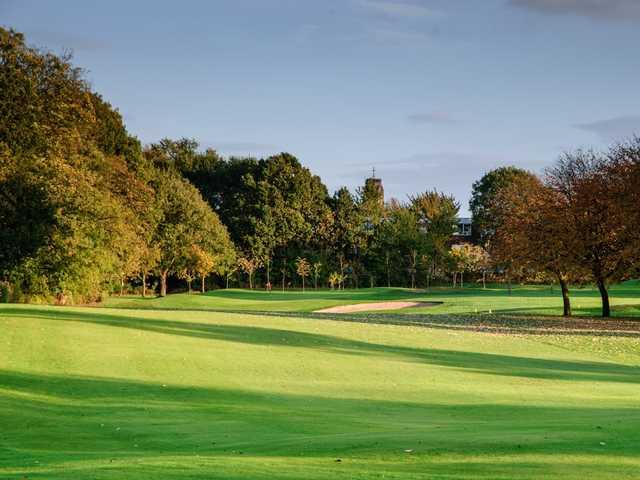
[315,301,440,314]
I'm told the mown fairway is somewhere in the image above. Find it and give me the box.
[105,282,640,317]
[1,300,639,479]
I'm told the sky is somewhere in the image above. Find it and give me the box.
[2,0,640,214]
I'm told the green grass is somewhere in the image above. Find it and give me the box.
[1,303,639,478]
[104,281,640,317]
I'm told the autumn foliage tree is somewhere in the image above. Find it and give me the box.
[295,257,311,292]
[491,174,583,316]
[546,149,637,317]
[238,256,261,289]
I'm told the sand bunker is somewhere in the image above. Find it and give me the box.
[314,301,440,314]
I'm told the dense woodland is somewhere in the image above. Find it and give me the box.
[1,28,639,316]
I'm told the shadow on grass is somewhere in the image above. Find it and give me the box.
[2,307,639,384]
[0,371,640,480]
[0,369,639,478]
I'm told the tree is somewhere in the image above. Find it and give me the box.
[470,167,537,246]
[0,28,94,158]
[383,202,423,288]
[191,245,216,293]
[152,170,233,297]
[410,190,459,288]
[222,263,237,289]
[312,261,322,289]
[328,272,344,290]
[295,257,311,292]
[331,187,365,286]
[177,265,196,294]
[469,246,491,289]
[491,173,584,316]
[238,256,260,289]
[251,213,277,286]
[138,245,160,297]
[0,28,152,303]
[448,244,489,289]
[607,138,640,274]
[546,150,636,317]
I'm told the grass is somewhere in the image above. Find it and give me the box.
[1,302,639,478]
[104,281,640,317]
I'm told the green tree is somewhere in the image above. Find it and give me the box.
[410,190,459,289]
[152,170,233,296]
[385,202,423,289]
[470,166,536,246]
[330,187,364,286]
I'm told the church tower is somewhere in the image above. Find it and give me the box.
[364,167,384,206]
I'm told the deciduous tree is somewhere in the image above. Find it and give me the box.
[295,257,311,292]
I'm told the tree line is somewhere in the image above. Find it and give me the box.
[0,28,477,302]
[0,28,234,303]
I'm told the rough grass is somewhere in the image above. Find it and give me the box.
[1,304,639,479]
[104,282,640,317]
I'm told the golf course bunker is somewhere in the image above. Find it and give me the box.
[315,301,441,314]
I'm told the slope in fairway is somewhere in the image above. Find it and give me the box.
[1,304,639,479]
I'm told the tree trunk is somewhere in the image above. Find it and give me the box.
[482,271,486,289]
[596,277,610,317]
[120,276,124,296]
[452,272,456,288]
[558,275,571,317]
[201,276,205,294]
[302,277,305,292]
[187,279,192,294]
[386,252,391,288]
[506,271,512,295]
[142,272,147,297]
[266,260,271,285]
[160,271,168,297]
[282,270,286,292]
[226,275,230,289]
[460,272,464,288]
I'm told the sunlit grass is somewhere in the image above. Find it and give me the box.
[0,304,639,479]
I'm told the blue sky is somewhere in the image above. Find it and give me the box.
[2,0,640,214]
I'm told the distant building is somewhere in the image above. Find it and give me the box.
[364,168,384,206]
[454,217,472,238]
[360,172,471,241]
